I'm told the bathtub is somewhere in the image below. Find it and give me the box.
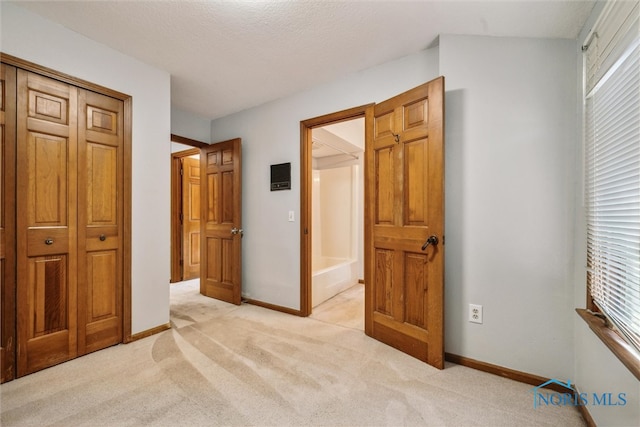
[312,257,358,308]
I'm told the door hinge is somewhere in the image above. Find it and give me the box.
[180,167,183,176]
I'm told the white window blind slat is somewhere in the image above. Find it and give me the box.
[585,0,640,355]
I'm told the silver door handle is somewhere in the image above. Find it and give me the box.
[231,228,244,236]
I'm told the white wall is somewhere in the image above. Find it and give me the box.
[439,35,578,379]
[1,3,171,334]
[210,47,439,308]
[171,106,211,144]
[317,166,354,261]
[572,2,640,425]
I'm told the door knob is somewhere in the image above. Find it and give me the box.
[99,234,106,241]
[231,227,244,236]
[421,235,438,251]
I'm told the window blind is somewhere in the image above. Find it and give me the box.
[585,0,640,353]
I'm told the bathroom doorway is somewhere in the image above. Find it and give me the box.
[300,105,371,326]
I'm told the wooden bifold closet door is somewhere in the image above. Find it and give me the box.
[13,69,124,376]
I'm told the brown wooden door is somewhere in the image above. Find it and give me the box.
[16,70,79,375]
[200,138,242,305]
[365,77,445,369]
[1,63,17,382]
[182,156,201,280]
[77,89,124,355]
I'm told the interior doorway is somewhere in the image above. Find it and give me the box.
[300,105,372,322]
[170,146,201,283]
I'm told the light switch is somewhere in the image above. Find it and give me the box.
[288,211,295,222]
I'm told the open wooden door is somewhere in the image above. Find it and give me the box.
[200,138,242,305]
[181,156,201,281]
[365,77,445,369]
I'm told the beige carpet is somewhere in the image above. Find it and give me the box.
[1,280,585,426]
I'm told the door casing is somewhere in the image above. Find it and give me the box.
[299,104,374,320]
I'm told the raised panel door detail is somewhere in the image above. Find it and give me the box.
[87,251,116,321]
[403,98,428,131]
[28,90,68,125]
[206,237,221,282]
[189,232,200,265]
[207,151,218,166]
[86,106,116,135]
[404,253,427,329]
[374,111,395,139]
[189,180,200,221]
[28,134,67,226]
[207,173,219,223]
[375,147,394,225]
[86,143,117,225]
[374,249,394,316]
[221,171,234,224]
[222,149,233,165]
[404,138,428,226]
[28,256,67,338]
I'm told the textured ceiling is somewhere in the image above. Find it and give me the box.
[12,0,595,120]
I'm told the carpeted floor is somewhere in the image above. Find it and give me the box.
[0,280,585,426]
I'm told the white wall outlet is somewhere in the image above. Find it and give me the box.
[288,211,295,222]
[469,304,483,324]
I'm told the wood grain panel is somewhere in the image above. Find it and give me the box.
[208,173,219,223]
[87,251,116,320]
[206,237,221,282]
[86,106,116,134]
[404,138,428,225]
[222,171,234,224]
[404,252,427,328]
[189,232,200,265]
[28,90,68,125]
[375,147,394,224]
[374,111,395,140]
[374,249,393,316]
[86,143,117,224]
[189,180,200,221]
[28,133,67,226]
[28,256,67,338]
[403,97,428,131]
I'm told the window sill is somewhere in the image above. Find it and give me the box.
[576,308,640,382]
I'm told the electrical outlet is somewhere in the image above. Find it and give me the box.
[469,304,483,324]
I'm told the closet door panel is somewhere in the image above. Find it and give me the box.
[1,63,17,383]
[77,89,123,355]
[16,70,78,376]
